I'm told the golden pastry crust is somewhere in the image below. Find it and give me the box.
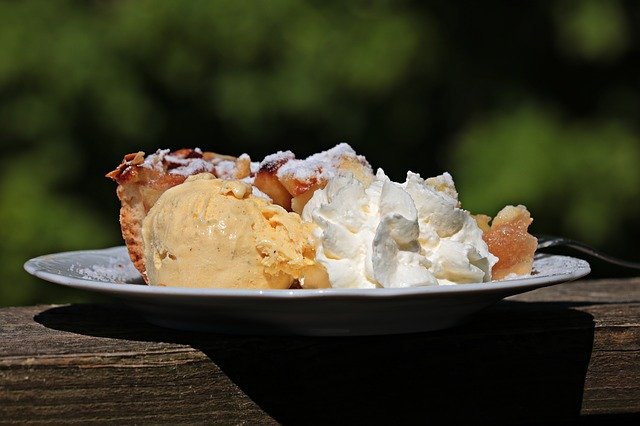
[106,149,252,281]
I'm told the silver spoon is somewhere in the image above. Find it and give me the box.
[536,235,640,270]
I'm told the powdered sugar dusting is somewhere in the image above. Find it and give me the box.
[260,150,295,167]
[306,143,357,165]
[76,264,131,282]
[169,158,216,176]
[275,143,367,183]
[214,160,239,179]
[64,251,142,283]
[277,159,328,182]
[141,149,170,172]
[138,148,253,178]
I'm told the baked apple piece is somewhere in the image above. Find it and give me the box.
[477,205,538,280]
[254,144,374,214]
[253,151,295,211]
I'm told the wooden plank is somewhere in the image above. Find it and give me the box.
[0,304,275,425]
[1,279,639,424]
[511,279,640,418]
[509,277,640,303]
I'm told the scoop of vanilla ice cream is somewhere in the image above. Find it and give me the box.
[302,169,497,288]
[142,173,327,289]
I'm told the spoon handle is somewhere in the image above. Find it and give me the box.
[536,235,640,270]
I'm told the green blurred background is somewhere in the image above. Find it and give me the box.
[2,0,639,306]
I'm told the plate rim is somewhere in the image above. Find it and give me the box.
[24,246,591,300]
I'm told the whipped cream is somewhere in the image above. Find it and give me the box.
[301,170,498,288]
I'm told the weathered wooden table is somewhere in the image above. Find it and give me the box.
[1,278,639,425]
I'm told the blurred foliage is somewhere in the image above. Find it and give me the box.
[554,0,629,61]
[1,0,639,306]
[452,103,640,244]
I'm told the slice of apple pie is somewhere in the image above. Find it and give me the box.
[106,148,253,280]
[107,144,374,281]
[107,143,536,285]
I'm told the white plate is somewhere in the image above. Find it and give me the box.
[24,246,590,336]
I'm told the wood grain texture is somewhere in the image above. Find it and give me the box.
[1,278,639,425]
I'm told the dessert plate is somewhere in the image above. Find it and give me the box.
[24,246,590,336]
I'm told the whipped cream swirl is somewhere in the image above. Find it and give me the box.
[302,170,497,288]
